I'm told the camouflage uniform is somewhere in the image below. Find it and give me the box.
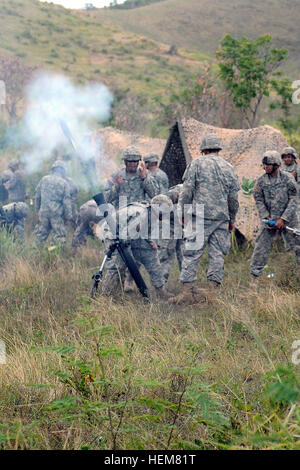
[251,165,300,277]
[4,160,26,202]
[178,135,240,285]
[143,153,169,197]
[104,147,157,209]
[72,199,103,247]
[34,162,72,245]
[64,176,79,228]
[101,201,166,296]
[1,202,29,243]
[157,184,184,282]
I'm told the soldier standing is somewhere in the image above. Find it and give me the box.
[250,151,300,279]
[3,159,26,203]
[104,146,157,209]
[281,147,300,188]
[169,133,240,305]
[143,153,169,196]
[34,160,72,246]
[101,195,173,301]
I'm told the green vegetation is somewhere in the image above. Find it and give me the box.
[95,0,300,76]
[216,34,288,128]
[0,232,299,449]
[0,0,208,137]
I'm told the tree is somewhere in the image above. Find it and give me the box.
[216,34,288,128]
[269,77,300,146]
[0,55,36,123]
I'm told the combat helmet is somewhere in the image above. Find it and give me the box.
[281,147,298,160]
[151,194,173,214]
[15,202,29,219]
[262,150,281,166]
[200,133,222,152]
[144,153,159,164]
[168,184,183,200]
[8,159,20,171]
[122,146,142,161]
[51,160,66,172]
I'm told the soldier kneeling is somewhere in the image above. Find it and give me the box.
[101,195,173,301]
[1,202,29,243]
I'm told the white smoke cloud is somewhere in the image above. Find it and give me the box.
[21,71,114,188]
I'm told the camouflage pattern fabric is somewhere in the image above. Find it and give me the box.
[250,223,300,277]
[2,202,29,243]
[253,170,298,222]
[104,168,157,209]
[101,203,164,295]
[178,153,240,284]
[251,169,300,276]
[64,176,79,227]
[4,168,26,202]
[179,153,240,221]
[35,174,72,245]
[72,199,102,247]
[158,236,184,282]
[281,162,300,194]
[147,168,169,198]
[180,220,231,283]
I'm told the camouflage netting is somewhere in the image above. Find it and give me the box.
[93,120,289,241]
[160,119,289,241]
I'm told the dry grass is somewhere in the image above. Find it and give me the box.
[0,237,299,449]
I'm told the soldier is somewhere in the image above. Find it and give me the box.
[281,147,300,188]
[169,133,240,305]
[250,150,300,279]
[104,146,157,209]
[1,202,29,243]
[72,199,103,248]
[156,184,184,283]
[64,175,79,229]
[3,159,26,203]
[101,195,173,301]
[143,153,169,196]
[34,160,72,246]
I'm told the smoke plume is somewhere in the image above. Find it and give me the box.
[21,71,114,188]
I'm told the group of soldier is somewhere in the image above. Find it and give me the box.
[1,134,300,304]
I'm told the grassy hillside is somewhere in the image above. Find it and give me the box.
[92,0,300,75]
[0,0,209,137]
[0,231,299,449]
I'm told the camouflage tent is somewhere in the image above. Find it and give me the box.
[160,118,289,241]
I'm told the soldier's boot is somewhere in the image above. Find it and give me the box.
[204,280,221,302]
[168,282,206,305]
[154,286,173,301]
[249,274,260,289]
[124,274,135,293]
